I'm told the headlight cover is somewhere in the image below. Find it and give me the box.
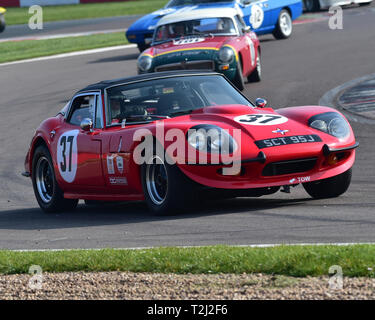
[137,55,153,72]
[309,112,350,138]
[187,125,237,154]
[218,47,235,64]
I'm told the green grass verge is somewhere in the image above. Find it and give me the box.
[4,0,168,26]
[1,245,375,277]
[0,32,127,63]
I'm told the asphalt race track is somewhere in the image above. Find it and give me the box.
[0,6,374,250]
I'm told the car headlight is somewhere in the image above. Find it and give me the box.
[187,125,237,154]
[137,55,153,72]
[218,47,235,64]
[309,112,350,138]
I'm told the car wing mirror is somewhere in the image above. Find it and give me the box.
[242,26,251,33]
[255,98,267,108]
[80,118,93,132]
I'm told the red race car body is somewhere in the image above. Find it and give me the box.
[24,72,358,214]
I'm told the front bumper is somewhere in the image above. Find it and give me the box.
[177,142,358,190]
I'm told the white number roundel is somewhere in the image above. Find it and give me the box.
[57,130,79,183]
[234,114,289,126]
[250,4,264,30]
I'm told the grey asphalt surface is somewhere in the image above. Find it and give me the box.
[0,5,374,250]
[0,15,139,39]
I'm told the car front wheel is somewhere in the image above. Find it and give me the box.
[232,60,245,91]
[247,49,262,83]
[141,153,195,215]
[0,15,5,33]
[32,145,78,213]
[273,9,293,39]
[303,169,352,199]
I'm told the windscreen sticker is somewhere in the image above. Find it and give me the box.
[173,37,205,45]
[234,114,288,126]
[57,130,79,183]
[250,4,264,30]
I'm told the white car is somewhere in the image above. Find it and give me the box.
[304,0,373,11]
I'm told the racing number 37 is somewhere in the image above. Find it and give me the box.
[235,114,289,126]
[60,135,74,172]
[57,130,79,183]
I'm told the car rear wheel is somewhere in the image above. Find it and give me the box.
[232,59,245,91]
[32,145,78,213]
[273,9,293,39]
[304,0,320,12]
[141,152,195,215]
[247,49,262,83]
[303,168,352,199]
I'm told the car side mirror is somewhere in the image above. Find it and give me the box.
[242,0,251,6]
[80,118,93,132]
[255,98,267,108]
[242,26,251,33]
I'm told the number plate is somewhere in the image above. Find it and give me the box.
[255,135,322,149]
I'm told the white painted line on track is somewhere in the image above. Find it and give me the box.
[0,44,137,68]
[10,242,375,252]
[0,28,126,43]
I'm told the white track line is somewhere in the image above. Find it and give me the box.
[0,28,126,43]
[0,44,137,67]
[10,242,375,252]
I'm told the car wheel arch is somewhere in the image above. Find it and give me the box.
[30,136,50,176]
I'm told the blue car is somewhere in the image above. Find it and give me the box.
[126,0,303,52]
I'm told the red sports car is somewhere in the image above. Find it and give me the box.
[23,71,358,215]
[137,7,261,91]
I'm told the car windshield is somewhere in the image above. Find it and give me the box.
[167,0,233,7]
[105,75,252,126]
[154,17,236,43]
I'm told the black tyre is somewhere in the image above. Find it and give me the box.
[247,49,262,83]
[303,168,352,199]
[232,59,245,91]
[273,9,293,40]
[304,0,320,12]
[0,16,5,33]
[141,152,196,215]
[32,145,78,213]
[137,43,149,53]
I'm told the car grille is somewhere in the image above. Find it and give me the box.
[262,158,318,177]
[155,60,215,72]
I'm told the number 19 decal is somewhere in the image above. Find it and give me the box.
[57,130,79,183]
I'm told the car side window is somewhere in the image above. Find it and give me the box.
[68,95,96,126]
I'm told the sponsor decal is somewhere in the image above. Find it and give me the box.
[109,177,128,185]
[290,176,311,184]
[116,156,124,174]
[173,37,205,45]
[234,114,288,126]
[272,128,289,135]
[57,130,79,183]
[107,154,115,175]
[255,135,322,149]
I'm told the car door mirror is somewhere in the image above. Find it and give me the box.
[255,98,267,108]
[242,26,251,33]
[241,0,251,6]
[80,118,93,132]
